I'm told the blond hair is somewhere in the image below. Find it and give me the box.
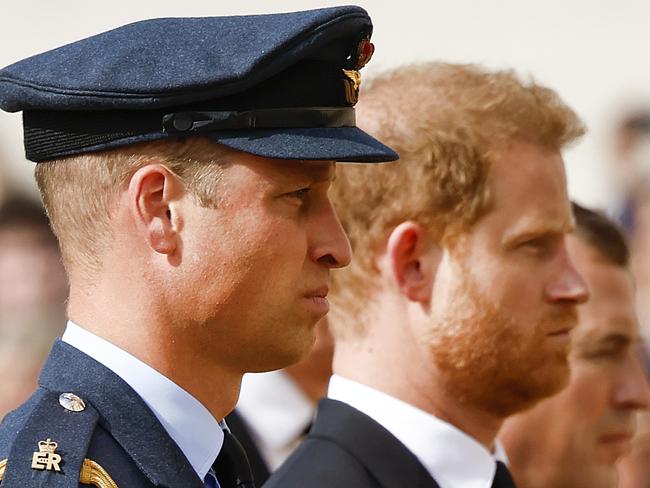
[330,62,585,338]
[35,137,233,277]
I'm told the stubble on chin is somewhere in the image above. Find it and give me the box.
[429,274,577,418]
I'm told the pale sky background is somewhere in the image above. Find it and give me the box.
[1,0,649,212]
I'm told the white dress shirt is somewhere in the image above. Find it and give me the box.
[62,321,223,481]
[236,370,315,470]
[328,375,507,488]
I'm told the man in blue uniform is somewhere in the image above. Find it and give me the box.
[0,7,396,487]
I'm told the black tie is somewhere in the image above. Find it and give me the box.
[491,461,517,488]
[212,430,256,488]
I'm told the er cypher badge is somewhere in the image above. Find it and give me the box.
[31,438,62,472]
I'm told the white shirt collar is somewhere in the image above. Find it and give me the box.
[328,375,506,488]
[62,321,222,480]
[236,370,314,469]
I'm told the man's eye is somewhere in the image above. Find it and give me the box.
[285,188,311,200]
[527,240,545,249]
[521,239,543,251]
[579,346,627,361]
[520,238,553,257]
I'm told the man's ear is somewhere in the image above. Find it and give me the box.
[384,221,442,305]
[128,164,182,256]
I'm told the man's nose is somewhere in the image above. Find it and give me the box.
[310,202,352,269]
[546,250,590,305]
[613,354,650,411]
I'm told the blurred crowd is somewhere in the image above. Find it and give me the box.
[614,110,650,488]
[0,193,67,418]
[1,40,650,488]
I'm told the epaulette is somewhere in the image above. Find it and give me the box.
[0,388,118,487]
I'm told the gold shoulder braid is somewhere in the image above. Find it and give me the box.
[79,459,119,488]
[0,457,118,487]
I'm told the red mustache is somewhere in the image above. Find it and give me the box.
[539,306,579,335]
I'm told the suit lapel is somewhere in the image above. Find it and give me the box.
[310,399,441,488]
[226,410,271,485]
[38,340,204,488]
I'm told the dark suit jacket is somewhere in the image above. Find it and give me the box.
[0,340,231,487]
[263,398,441,488]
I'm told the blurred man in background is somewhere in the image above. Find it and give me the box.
[500,203,650,488]
[228,318,333,484]
[265,62,588,488]
[0,195,67,418]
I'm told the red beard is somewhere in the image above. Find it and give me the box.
[429,270,578,417]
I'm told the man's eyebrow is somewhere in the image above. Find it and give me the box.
[597,333,633,348]
[577,329,638,350]
[502,220,575,247]
[302,163,336,183]
[308,172,336,183]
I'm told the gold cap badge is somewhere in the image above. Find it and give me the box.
[342,69,361,106]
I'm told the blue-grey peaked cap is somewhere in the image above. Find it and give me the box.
[0,5,398,163]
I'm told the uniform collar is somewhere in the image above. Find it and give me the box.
[59,321,222,482]
[328,375,506,488]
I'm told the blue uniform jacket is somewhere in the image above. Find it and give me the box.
[0,340,205,487]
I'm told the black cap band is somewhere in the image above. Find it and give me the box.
[23,106,355,162]
[162,107,355,134]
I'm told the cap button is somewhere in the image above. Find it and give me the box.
[172,113,194,131]
[59,392,86,412]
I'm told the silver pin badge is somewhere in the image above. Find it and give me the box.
[59,392,86,412]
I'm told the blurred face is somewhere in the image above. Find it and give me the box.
[0,225,67,309]
[429,142,588,417]
[566,237,650,463]
[174,154,351,372]
[0,224,68,421]
[499,236,650,488]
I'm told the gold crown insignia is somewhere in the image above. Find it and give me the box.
[37,439,58,453]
